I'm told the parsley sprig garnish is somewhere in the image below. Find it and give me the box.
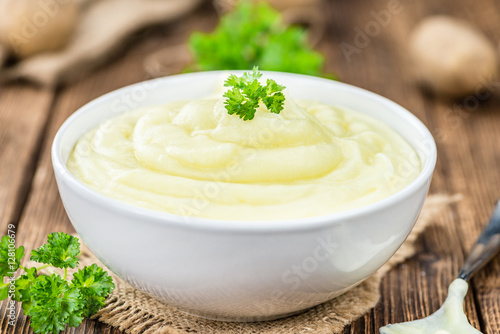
[0,232,115,334]
[223,67,285,120]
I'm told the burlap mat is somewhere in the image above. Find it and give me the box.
[68,194,460,334]
[0,0,203,86]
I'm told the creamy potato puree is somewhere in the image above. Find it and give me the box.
[67,95,421,220]
[380,279,482,334]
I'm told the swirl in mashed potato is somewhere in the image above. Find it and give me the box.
[67,95,420,220]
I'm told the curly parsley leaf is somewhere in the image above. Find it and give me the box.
[72,264,115,317]
[14,267,41,314]
[0,282,9,300]
[28,274,84,334]
[0,235,25,277]
[31,232,80,269]
[0,232,115,334]
[262,79,286,114]
[188,1,326,76]
[223,67,285,120]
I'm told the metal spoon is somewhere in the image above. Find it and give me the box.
[380,200,500,334]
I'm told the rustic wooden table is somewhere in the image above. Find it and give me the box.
[1,0,499,333]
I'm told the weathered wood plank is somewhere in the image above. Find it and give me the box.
[344,311,372,334]
[0,86,54,232]
[428,0,500,333]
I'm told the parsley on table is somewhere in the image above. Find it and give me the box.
[189,1,326,76]
[0,232,115,334]
[223,67,285,120]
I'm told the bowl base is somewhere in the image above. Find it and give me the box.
[172,306,310,322]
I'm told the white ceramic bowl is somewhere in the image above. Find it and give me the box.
[52,71,436,321]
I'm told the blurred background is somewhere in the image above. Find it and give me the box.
[1,0,500,333]
[0,0,498,100]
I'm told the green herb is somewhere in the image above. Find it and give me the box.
[0,232,114,334]
[189,1,326,76]
[223,66,285,120]
[0,235,24,278]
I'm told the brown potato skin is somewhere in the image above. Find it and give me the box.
[409,16,498,98]
[0,0,80,59]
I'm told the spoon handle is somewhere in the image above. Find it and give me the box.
[458,200,500,280]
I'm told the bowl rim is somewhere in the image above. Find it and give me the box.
[52,70,437,232]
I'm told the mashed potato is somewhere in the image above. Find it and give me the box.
[67,94,420,220]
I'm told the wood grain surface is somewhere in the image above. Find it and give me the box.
[1,0,500,333]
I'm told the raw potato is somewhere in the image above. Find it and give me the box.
[409,16,498,97]
[0,0,80,59]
